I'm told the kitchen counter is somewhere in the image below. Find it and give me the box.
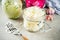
[0,5,60,40]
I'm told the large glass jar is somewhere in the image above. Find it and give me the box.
[23,6,46,32]
[2,0,22,19]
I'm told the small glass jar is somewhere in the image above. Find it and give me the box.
[2,0,22,19]
[23,6,46,32]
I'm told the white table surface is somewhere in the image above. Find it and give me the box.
[0,5,60,40]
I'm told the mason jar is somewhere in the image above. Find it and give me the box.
[23,6,46,32]
[2,0,22,19]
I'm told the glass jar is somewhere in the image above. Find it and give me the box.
[23,6,46,32]
[2,0,22,19]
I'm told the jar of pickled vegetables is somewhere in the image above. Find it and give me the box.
[2,0,22,19]
[23,6,46,32]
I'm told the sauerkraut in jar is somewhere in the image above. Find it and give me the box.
[2,0,22,19]
[23,6,46,32]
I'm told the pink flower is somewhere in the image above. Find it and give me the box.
[46,7,55,15]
